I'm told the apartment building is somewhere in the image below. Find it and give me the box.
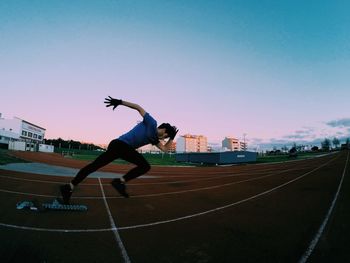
[222,137,247,151]
[176,134,208,153]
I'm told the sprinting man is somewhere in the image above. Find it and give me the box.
[60,96,178,204]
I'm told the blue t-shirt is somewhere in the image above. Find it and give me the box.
[118,113,159,149]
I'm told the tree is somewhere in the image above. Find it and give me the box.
[281,145,288,153]
[288,146,297,157]
[296,145,304,152]
[321,138,331,151]
[311,146,319,151]
[332,137,340,149]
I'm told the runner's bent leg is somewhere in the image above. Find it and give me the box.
[71,139,120,186]
[121,146,151,182]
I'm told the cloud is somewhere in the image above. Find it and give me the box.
[282,127,316,140]
[250,125,343,151]
[295,130,307,134]
[250,138,264,143]
[243,120,350,151]
[283,134,309,139]
[326,118,350,128]
[296,127,315,134]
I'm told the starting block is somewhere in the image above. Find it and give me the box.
[16,199,88,212]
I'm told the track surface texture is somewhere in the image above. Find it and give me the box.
[1,150,349,262]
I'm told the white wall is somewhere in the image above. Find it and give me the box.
[8,141,26,151]
[0,129,20,144]
[176,137,185,152]
[39,144,54,153]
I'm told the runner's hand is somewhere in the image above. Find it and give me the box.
[104,96,122,110]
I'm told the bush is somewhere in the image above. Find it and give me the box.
[288,147,298,158]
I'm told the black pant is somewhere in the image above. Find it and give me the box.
[71,139,151,185]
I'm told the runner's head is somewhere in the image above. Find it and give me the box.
[158,123,177,139]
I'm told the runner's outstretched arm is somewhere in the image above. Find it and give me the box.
[104,96,146,117]
[120,100,146,117]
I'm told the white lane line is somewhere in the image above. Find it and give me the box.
[0,168,288,186]
[0,223,113,232]
[0,175,101,185]
[127,169,298,186]
[0,173,237,186]
[0,173,217,186]
[0,156,337,233]
[119,169,297,198]
[298,152,349,263]
[0,168,299,199]
[98,178,131,263]
[0,189,54,198]
[118,157,336,230]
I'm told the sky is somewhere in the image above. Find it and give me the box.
[1,0,349,150]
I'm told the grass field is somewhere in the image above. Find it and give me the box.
[255,151,331,163]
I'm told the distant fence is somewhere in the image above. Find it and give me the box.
[176,151,257,165]
[61,151,75,157]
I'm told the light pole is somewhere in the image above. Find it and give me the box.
[243,133,247,152]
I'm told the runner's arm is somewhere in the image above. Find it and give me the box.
[121,100,146,117]
[104,96,146,117]
[156,139,174,152]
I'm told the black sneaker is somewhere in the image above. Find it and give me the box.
[60,184,73,204]
[111,179,129,198]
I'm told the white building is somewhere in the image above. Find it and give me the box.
[176,134,208,153]
[138,144,161,153]
[137,140,176,153]
[0,113,53,152]
[0,129,20,145]
[222,137,247,151]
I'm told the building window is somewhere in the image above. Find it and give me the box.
[22,131,27,136]
[28,132,33,138]
[38,135,42,140]
[33,134,38,139]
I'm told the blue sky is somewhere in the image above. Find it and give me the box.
[1,0,349,150]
